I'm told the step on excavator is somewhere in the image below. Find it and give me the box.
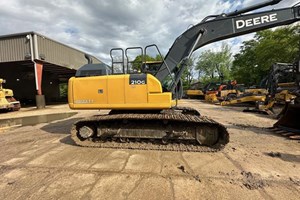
[68,0,300,152]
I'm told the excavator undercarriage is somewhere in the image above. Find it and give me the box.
[71,107,229,152]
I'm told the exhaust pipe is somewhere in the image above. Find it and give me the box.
[85,54,93,64]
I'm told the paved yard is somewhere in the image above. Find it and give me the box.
[0,100,299,199]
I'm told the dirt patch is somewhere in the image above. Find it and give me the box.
[228,122,267,130]
[241,171,268,190]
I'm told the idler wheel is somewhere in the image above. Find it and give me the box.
[196,126,218,146]
[78,126,94,139]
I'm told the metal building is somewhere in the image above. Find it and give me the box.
[0,32,104,108]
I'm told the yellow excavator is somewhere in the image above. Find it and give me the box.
[68,0,300,151]
[272,60,300,139]
[0,78,21,112]
[185,82,205,99]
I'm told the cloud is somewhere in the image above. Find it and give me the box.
[0,0,297,64]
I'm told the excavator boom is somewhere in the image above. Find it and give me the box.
[156,2,300,92]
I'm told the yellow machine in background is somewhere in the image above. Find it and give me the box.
[186,89,204,98]
[204,81,242,103]
[221,63,298,114]
[0,79,20,112]
[185,82,204,99]
[244,88,268,95]
[272,61,300,140]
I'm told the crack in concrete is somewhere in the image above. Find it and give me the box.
[168,177,176,200]
[125,175,144,200]
[179,152,195,175]
[120,152,132,172]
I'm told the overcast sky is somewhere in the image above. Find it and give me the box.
[0,0,298,64]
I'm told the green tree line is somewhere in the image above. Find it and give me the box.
[190,24,300,88]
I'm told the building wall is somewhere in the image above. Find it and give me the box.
[0,35,31,62]
[36,34,101,69]
[0,32,102,70]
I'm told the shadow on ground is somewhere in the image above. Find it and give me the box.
[263,152,300,163]
[41,117,82,135]
[60,135,77,146]
[226,123,296,141]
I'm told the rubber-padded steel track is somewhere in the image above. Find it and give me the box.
[71,109,229,152]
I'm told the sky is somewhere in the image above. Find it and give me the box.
[0,0,298,64]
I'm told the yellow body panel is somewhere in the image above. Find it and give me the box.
[186,90,204,96]
[245,88,268,95]
[68,74,172,110]
[221,95,266,106]
[205,94,219,103]
[275,90,296,103]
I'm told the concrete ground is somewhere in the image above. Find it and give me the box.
[0,100,299,200]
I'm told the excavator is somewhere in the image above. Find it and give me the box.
[68,0,300,152]
[250,62,298,115]
[272,60,300,139]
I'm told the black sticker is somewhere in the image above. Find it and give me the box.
[129,74,147,85]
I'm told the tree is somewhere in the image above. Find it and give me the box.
[195,43,232,83]
[131,54,163,71]
[232,25,300,86]
[231,39,260,85]
[181,57,196,90]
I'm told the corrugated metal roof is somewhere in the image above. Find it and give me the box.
[0,31,104,70]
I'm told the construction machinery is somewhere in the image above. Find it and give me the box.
[272,60,300,139]
[185,82,205,99]
[204,80,241,103]
[68,0,300,151]
[221,63,297,112]
[256,63,297,113]
[0,79,21,112]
